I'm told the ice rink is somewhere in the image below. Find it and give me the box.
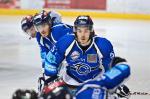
[0,15,150,99]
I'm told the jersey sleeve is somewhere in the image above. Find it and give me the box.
[44,34,75,76]
[51,24,73,42]
[36,32,49,67]
[96,37,115,71]
[39,45,49,68]
[44,44,65,76]
[102,40,115,71]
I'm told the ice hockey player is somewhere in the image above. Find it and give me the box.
[44,15,114,84]
[21,10,73,92]
[33,11,72,68]
[43,15,131,98]
[21,10,72,67]
[44,15,115,90]
[21,10,62,39]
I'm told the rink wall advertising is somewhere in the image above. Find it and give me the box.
[44,0,106,10]
[0,0,150,20]
[0,0,20,8]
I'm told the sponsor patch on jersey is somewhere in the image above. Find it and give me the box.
[70,51,80,60]
[87,54,97,63]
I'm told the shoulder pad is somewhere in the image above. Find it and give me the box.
[51,24,73,42]
[94,36,113,56]
[56,34,75,53]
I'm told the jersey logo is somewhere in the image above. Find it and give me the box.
[72,62,91,75]
[87,54,97,63]
[70,51,80,60]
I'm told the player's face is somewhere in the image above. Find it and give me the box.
[76,26,91,46]
[26,26,36,38]
[36,23,50,37]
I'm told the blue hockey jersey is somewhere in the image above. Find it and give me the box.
[36,23,73,67]
[44,34,115,85]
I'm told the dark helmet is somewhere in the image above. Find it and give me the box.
[21,15,33,32]
[74,15,94,32]
[40,79,73,99]
[12,89,38,99]
[33,10,52,26]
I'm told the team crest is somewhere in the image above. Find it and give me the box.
[87,54,97,63]
[70,51,80,60]
[73,62,91,75]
